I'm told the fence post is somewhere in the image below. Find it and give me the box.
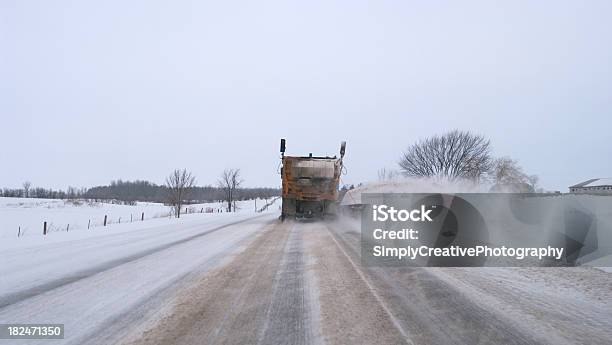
[119,217,121,224]
[43,221,47,235]
[130,214,133,222]
[104,215,107,227]
[141,212,144,221]
[88,219,91,229]
[18,226,21,237]
[66,224,69,232]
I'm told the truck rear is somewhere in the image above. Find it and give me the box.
[279,139,346,220]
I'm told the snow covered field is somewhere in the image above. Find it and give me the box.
[0,208,279,344]
[0,197,280,343]
[0,197,278,239]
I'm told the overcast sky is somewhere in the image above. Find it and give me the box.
[1,0,611,191]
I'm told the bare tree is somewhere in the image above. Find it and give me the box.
[489,157,540,192]
[399,130,492,181]
[491,157,524,184]
[527,174,539,191]
[22,181,31,198]
[165,169,196,218]
[67,186,78,199]
[377,168,399,181]
[218,168,243,212]
[490,156,529,185]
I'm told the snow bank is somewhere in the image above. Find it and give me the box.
[341,177,489,205]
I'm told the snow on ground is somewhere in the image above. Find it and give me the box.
[0,208,280,344]
[0,197,280,344]
[0,197,279,239]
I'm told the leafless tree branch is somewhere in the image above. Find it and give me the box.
[398,130,492,181]
[217,168,243,212]
[165,169,196,218]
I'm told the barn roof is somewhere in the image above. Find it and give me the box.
[570,178,612,188]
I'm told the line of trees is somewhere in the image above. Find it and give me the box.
[1,185,88,199]
[87,179,279,204]
[1,179,279,204]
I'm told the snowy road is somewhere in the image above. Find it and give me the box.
[1,214,612,344]
[323,220,612,345]
[127,219,612,345]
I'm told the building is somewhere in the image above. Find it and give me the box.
[569,178,612,194]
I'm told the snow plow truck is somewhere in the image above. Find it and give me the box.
[279,139,346,220]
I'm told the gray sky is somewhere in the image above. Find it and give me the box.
[1,0,611,191]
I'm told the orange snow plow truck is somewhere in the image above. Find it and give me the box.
[279,139,346,220]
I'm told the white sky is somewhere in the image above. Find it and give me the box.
[1,0,611,191]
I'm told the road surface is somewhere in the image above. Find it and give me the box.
[1,212,611,344]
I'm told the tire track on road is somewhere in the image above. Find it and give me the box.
[321,223,412,345]
[126,220,299,345]
[323,221,558,345]
[258,221,316,345]
[302,221,409,345]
